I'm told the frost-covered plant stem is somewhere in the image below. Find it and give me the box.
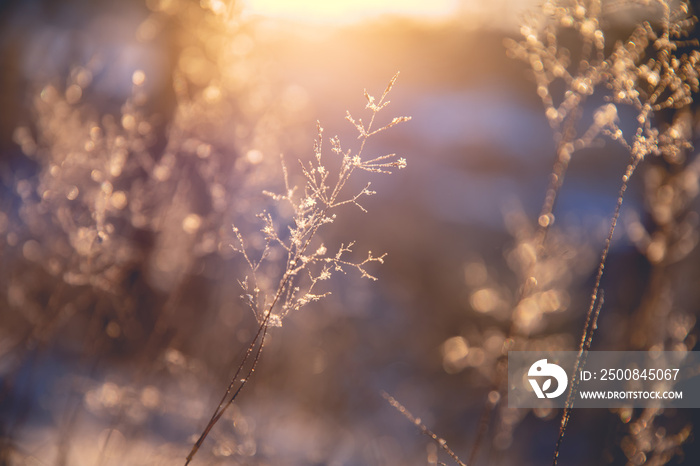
[184,73,409,464]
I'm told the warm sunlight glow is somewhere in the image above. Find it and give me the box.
[243,0,460,24]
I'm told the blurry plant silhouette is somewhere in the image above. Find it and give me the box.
[388,0,700,465]
[1,0,410,462]
[2,0,289,463]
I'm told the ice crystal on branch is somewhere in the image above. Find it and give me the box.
[231,73,409,327]
[185,74,408,465]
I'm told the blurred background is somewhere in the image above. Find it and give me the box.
[1,0,699,464]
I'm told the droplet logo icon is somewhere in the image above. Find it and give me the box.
[528,359,568,399]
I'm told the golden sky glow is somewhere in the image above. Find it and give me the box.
[242,0,461,24]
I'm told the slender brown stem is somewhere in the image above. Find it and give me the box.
[184,311,271,465]
[552,155,640,466]
[382,391,467,466]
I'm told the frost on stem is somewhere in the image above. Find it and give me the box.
[231,72,410,327]
[185,74,409,465]
[382,391,467,466]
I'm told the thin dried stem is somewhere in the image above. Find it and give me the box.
[552,290,604,466]
[382,391,468,466]
[184,306,272,465]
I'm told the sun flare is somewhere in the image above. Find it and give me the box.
[242,0,460,24]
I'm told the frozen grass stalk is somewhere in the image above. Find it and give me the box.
[184,73,410,465]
